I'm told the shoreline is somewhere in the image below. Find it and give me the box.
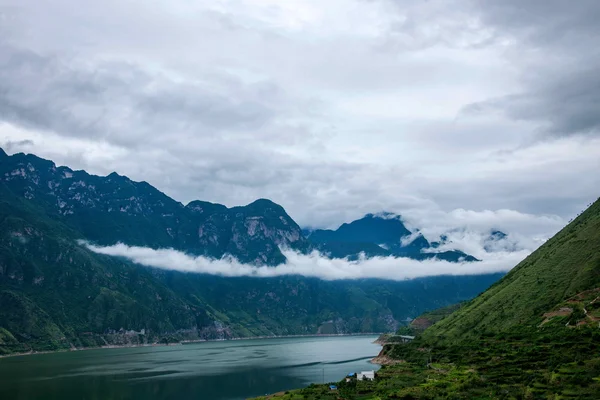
[248,340,386,399]
[0,332,384,360]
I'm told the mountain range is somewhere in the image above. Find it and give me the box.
[0,149,505,354]
[0,148,480,265]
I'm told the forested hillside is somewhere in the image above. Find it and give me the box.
[0,150,502,355]
[254,197,600,399]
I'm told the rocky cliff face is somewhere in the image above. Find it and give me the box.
[0,151,306,265]
[0,151,478,264]
[0,149,502,355]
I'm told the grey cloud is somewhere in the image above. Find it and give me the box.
[382,0,600,52]
[474,0,600,51]
[418,149,600,219]
[0,45,295,148]
[380,0,600,138]
[463,67,600,137]
[2,139,34,151]
[459,0,600,137]
[380,0,497,51]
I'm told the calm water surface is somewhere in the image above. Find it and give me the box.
[0,336,381,400]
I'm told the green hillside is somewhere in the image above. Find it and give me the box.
[0,178,502,355]
[424,197,600,341]
[254,197,600,399]
[409,302,465,331]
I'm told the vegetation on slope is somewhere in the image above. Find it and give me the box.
[424,196,600,342]
[409,302,465,332]
[0,182,501,355]
[252,197,600,399]
[0,151,504,355]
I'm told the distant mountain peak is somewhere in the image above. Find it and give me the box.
[246,198,282,209]
[187,200,221,207]
[370,211,402,220]
[489,230,508,240]
[307,212,478,263]
[107,171,129,180]
[185,200,229,218]
[0,147,7,158]
[235,198,289,217]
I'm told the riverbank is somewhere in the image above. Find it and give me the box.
[0,342,180,359]
[0,332,383,359]
[181,332,383,344]
[250,356,386,400]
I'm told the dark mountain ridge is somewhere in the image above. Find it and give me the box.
[2,150,478,264]
[0,151,307,265]
[307,213,479,262]
[0,149,504,355]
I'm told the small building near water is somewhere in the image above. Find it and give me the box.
[357,370,375,381]
[329,385,338,391]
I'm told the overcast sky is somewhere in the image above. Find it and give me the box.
[1,0,599,240]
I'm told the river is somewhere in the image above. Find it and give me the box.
[0,335,381,400]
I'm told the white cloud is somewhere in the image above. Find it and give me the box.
[83,241,528,281]
[400,207,563,246]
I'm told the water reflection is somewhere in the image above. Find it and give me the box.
[0,336,381,400]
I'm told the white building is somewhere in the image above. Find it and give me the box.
[357,371,375,381]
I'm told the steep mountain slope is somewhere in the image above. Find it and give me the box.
[0,149,506,355]
[308,213,478,262]
[0,196,502,354]
[0,181,218,352]
[256,197,600,400]
[424,196,600,341]
[0,151,306,265]
[310,213,412,243]
[1,150,478,264]
[408,302,465,331]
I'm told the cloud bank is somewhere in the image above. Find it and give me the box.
[82,242,530,281]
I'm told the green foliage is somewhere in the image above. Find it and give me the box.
[0,151,502,354]
[407,302,465,332]
[424,197,600,341]
[252,198,600,399]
